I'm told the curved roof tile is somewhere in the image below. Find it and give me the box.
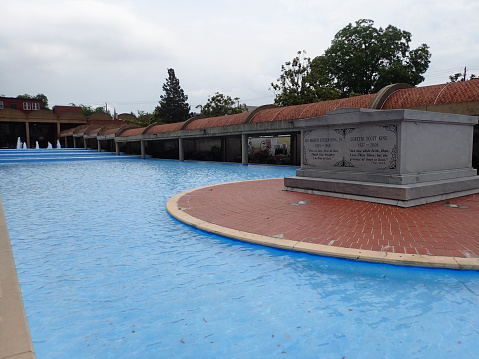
[84,125,104,135]
[435,80,479,104]
[381,84,445,109]
[72,125,90,135]
[250,107,286,123]
[381,81,479,109]
[120,127,145,137]
[59,127,76,137]
[185,113,249,130]
[145,122,185,134]
[101,127,122,136]
[98,124,123,136]
[251,94,375,123]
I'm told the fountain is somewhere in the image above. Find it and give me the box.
[22,142,27,149]
[16,137,22,149]
[36,141,40,149]
[56,140,61,149]
[47,142,53,149]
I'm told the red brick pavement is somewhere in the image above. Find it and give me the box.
[177,179,479,261]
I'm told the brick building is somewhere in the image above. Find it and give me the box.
[0,100,124,149]
[0,97,43,114]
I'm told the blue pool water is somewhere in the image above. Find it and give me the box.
[0,151,478,358]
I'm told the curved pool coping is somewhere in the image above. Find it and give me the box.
[166,181,479,271]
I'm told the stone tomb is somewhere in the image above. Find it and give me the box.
[284,108,479,207]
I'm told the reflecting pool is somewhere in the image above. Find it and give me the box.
[0,154,478,358]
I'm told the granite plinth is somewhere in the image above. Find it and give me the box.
[285,108,479,207]
[284,176,479,207]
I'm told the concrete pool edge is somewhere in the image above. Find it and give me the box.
[166,183,479,271]
[0,194,36,358]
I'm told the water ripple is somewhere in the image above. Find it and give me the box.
[1,158,478,358]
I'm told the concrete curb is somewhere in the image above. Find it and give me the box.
[0,194,35,359]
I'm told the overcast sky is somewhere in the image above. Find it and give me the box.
[1,0,478,115]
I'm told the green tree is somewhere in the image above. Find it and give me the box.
[125,110,157,127]
[323,19,431,96]
[70,103,111,117]
[270,51,340,106]
[449,68,478,82]
[198,92,248,117]
[16,93,49,109]
[154,68,190,123]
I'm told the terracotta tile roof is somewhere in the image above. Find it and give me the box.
[98,124,123,136]
[101,127,121,136]
[145,122,185,134]
[249,107,285,123]
[119,127,145,137]
[299,94,375,118]
[250,94,375,123]
[185,113,249,130]
[382,81,479,109]
[83,125,104,135]
[434,80,479,104]
[57,82,479,139]
[381,84,444,109]
[59,127,76,137]
[72,125,90,135]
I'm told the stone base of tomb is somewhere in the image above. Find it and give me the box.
[286,108,479,207]
[284,175,479,207]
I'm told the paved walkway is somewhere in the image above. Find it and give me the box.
[166,178,479,270]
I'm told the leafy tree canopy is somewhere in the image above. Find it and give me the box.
[449,68,477,82]
[126,110,158,127]
[270,51,340,106]
[154,68,190,123]
[70,103,111,117]
[198,92,248,117]
[16,93,49,109]
[323,19,431,96]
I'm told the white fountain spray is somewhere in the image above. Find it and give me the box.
[16,137,22,149]
[56,139,61,149]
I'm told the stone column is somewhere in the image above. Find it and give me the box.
[141,140,146,159]
[98,140,102,152]
[290,133,297,166]
[179,138,184,161]
[83,138,87,150]
[241,134,248,165]
[115,141,120,155]
[221,138,226,162]
[25,122,30,149]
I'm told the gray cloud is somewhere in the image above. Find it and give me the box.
[1,0,478,114]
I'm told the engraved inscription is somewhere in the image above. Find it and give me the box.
[303,125,397,171]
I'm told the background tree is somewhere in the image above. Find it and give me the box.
[16,93,49,109]
[70,103,111,117]
[449,68,477,82]
[270,51,340,106]
[197,92,248,117]
[125,110,157,127]
[154,68,190,123]
[323,19,431,96]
